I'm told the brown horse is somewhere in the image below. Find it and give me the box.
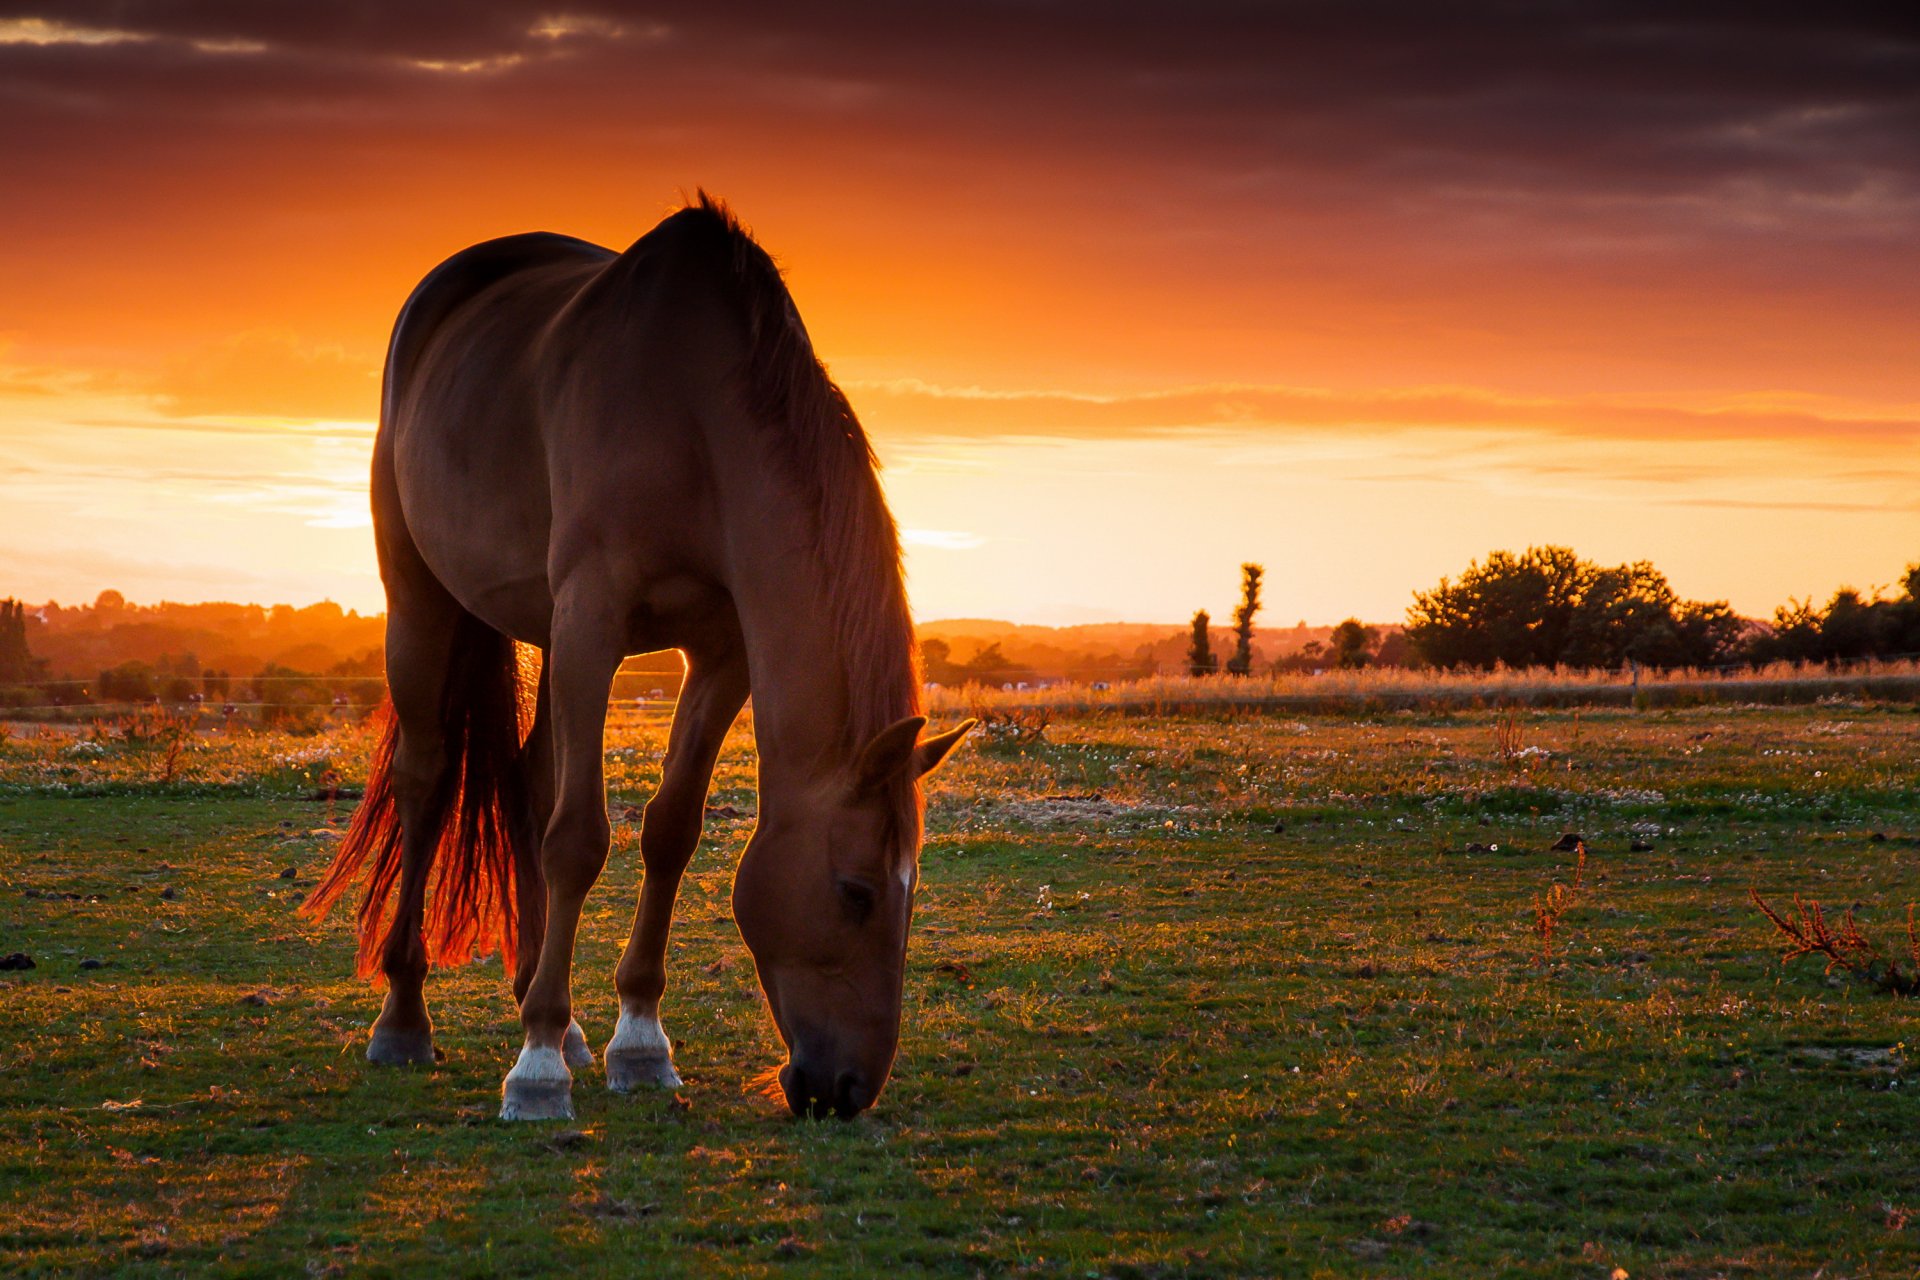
[304,195,972,1121]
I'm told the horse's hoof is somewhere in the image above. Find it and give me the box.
[605,1049,682,1092]
[500,1045,574,1121]
[500,1078,575,1121]
[604,1011,680,1091]
[561,1019,594,1071]
[366,1025,435,1066]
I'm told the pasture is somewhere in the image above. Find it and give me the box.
[2,702,1917,1276]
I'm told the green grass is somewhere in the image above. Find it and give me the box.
[1,704,1917,1276]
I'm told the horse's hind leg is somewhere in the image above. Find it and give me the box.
[366,591,462,1065]
[512,660,593,1070]
[606,643,748,1091]
[500,595,623,1120]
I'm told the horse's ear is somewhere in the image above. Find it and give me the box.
[855,716,927,793]
[912,719,976,779]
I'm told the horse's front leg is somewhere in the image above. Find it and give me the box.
[606,645,750,1091]
[500,603,622,1121]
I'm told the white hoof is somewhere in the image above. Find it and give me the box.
[500,1044,574,1121]
[604,1010,682,1092]
[562,1019,594,1070]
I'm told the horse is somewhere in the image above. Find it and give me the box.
[303,194,973,1121]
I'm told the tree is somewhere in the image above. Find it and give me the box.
[1328,618,1377,669]
[97,660,157,704]
[1887,564,1920,655]
[1187,610,1218,677]
[1407,546,1590,670]
[1818,588,1879,663]
[1226,563,1263,675]
[251,662,328,727]
[1372,629,1417,668]
[0,599,46,684]
[1671,600,1748,668]
[961,643,1019,685]
[1755,597,1824,664]
[1562,561,1679,668]
[919,638,966,685]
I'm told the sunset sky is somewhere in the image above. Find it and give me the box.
[1,4,1915,626]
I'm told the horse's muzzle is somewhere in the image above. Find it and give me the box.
[779,1061,873,1120]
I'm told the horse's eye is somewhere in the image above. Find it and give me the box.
[836,877,877,923]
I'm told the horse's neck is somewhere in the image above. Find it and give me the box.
[723,500,860,789]
[739,590,852,786]
[715,440,913,794]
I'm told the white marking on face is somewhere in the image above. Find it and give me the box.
[898,859,915,892]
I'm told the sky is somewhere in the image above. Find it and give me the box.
[1,2,1916,626]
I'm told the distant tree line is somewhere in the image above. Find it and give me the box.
[11,590,385,680]
[10,554,1918,706]
[1268,619,1413,672]
[60,654,383,719]
[921,638,1032,687]
[1405,546,1920,671]
[0,590,390,714]
[1190,563,1425,674]
[1748,572,1920,665]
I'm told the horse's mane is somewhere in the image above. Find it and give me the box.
[683,192,924,837]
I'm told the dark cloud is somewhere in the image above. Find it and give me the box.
[3,2,1915,221]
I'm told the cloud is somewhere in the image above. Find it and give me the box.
[0,16,149,45]
[10,346,1916,458]
[151,332,380,420]
[900,528,985,550]
[848,378,1920,448]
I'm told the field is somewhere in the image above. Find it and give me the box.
[2,701,1917,1277]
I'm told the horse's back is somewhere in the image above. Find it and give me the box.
[380,232,617,642]
[381,214,758,650]
[384,232,612,421]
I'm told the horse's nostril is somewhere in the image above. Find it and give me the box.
[832,1069,871,1118]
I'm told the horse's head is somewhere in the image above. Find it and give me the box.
[732,715,973,1118]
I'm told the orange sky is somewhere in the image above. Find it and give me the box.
[2,6,1916,625]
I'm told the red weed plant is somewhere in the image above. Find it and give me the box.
[1750,889,1920,997]
[1531,838,1589,963]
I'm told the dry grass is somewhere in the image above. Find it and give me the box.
[1492,706,1524,767]
[924,658,1920,717]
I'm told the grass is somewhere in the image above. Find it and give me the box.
[1,702,1917,1276]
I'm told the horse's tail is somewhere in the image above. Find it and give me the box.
[301,615,539,981]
